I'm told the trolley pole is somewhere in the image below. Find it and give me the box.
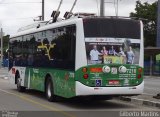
[100,0,105,16]
[42,0,44,21]
[0,28,3,68]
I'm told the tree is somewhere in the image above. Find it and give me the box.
[3,35,10,51]
[130,1,158,47]
[0,35,10,58]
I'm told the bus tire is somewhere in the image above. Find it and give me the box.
[45,78,58,102]
[16,74,26,92]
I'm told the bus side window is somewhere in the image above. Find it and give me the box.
[9,40,15,70]
[11,37,23,67]
[49,25,76,70]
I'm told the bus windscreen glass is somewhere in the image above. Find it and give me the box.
[83,18,141,65]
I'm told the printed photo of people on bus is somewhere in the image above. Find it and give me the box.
[86,39,140,65]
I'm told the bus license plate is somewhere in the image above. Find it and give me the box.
[109,80,119,85]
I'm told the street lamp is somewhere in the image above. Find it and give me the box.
[0,28,3,68]
[153,0,160,100]
[100,0,105,16]
[42,0,44,21]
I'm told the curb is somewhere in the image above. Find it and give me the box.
[117,96,160,108]
[144,76,160,79]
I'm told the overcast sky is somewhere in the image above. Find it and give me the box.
[0,0,158,36]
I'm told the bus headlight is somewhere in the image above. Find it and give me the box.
[119,66,127,73]
[102,66,110,73]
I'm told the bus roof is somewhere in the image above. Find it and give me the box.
[10,16,141,39]
[10,17,81,39]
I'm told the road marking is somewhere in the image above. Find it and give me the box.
[0,89,75,117]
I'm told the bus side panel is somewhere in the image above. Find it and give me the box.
[9,67,16,84]
[50,69,76,98]
[75,19,87,70]
[9,67,26,86]
[24,68,45,91]
[24,68,76,98]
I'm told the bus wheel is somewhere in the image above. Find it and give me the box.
[16,75,26,92]
[45,78,58,102]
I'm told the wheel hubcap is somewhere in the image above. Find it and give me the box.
[17,78,21,88]
[47,83,52,98]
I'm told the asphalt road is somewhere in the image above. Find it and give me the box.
[0,77,159,117]
[143,78,160,96]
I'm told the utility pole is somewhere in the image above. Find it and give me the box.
[157,0,160,47]
[0,28,3,68]
[100,0,105,16]
[153,0,160,99]
[116,0,119,16]
[42,0,44,21]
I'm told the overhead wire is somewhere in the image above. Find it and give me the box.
[0,17,35,21]
[0,1,41,21]
[0,2,42,5]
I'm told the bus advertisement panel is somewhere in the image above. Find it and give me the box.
[85,38,140,65]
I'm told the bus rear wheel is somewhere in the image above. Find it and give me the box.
[45,78,58,102]
[16,75,26,92]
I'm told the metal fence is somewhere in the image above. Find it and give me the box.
[0,59,8,68]
[144,60,160,75]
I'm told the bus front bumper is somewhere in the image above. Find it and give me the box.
[75,81,144,96]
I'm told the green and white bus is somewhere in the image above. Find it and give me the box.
[9,17,144,101]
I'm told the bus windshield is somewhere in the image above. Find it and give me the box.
[83,18,141,65]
